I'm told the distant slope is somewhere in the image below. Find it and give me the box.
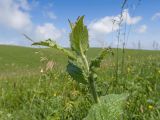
[0,45,159,78]
[0,45,68,77]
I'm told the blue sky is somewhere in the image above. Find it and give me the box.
[0,0,160,49]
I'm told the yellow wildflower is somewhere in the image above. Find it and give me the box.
[40,68,44,73]
[128,56,131,59]
[127,67,131,73]
[54,93,57,96]
[148,105,153,109]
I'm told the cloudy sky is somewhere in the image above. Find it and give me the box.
[0,0,160,49]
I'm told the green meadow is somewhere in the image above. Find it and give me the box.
[0,45,160,120]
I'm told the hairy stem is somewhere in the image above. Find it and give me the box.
[80,43,99,103]
[89,73,99,103]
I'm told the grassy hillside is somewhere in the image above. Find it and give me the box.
[0,45,160,119]
[0,45,68,78]
[0,45,159,75]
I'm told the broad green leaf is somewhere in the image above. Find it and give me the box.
[32,39,76,60]
[83,93,128,120]
[90,48,113,70]
[67,60,88,84]
[70,16,89,55]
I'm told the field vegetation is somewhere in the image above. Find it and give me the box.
[0,44,160,120]
[0,6,160,119]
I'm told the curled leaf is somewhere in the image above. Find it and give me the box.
[90,48,113,70]
[32,39,76,60]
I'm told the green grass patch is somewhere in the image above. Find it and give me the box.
[0,45,160,119]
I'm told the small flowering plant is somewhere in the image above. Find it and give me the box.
[32,16,128,119]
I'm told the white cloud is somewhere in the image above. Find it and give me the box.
[0,0,32,31]
[89,16,118,34]
[122,9,142,25]
[88,9,142,46]
[152,12,160,20]
[137,25,147,33]
[0,0,65,45]
[35,23,64,41]
[89,9,142,35]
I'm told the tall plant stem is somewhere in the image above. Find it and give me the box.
[89,73,99,103]
[82,54,99,103]
[121,42,125,74]
[80,44,99,103]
